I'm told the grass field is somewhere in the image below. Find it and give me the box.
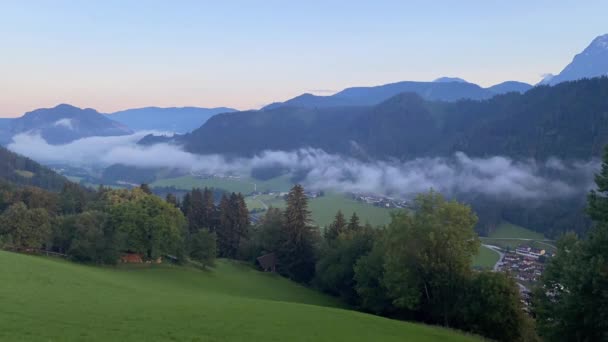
[481,222,556,253]
[308,194,395,227]
[248,193,395,227]
[472,246,500,269]
[488,222,545,240]
[151,175,293,194]
[0,251,480,342]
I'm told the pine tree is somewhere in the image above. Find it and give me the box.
[325,210,346,241]
[347,212,361,232]
[201,188,216,230]
[217,193,232,257]
[588,145,608,222]
[278,184,319,283]
[165,193,179,208]
[181,192,191,217]
[139,184,152,195]
[187,188,205,234]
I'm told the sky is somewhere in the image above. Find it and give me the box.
[1,1,607,117]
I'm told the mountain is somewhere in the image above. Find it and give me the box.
[167,77,608,161]
[487,81,533,94]
[263,79,531,110]
[0,145,69,191]
[541,33,608,85]
[108,106,237,133]
[1,104,132,145]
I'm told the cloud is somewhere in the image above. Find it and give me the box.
[53,118,74,130]
[7,133,600,200]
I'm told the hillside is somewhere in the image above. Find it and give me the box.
[108,106,237,133]
[0,145,69,191]
[0,251,479,342]
[1,104,132,145]
[176,77,608,160]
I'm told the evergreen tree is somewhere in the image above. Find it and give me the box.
[139,183,152,195]
[59,182,87,214]
[324,210,346,241]
[588,145,608,222]
[187,188,205,234]
[278,185,319,283]
[347,212,361,232]
[181,192,191,217]
[216,192,249,259]
[201,187,216,230]
[217,193,232,257]
[165,193,179,208]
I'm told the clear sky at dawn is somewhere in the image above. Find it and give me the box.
[1,0,607,116]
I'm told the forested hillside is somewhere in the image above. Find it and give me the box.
[179,77,608,160]
[0,146,69,191]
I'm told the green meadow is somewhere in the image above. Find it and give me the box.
[0,251,480,342]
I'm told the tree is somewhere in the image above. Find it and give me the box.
[165,193,179,208]
[460,272,529,342]
[139,183,152,195]
[354,237,393,315]
[382,191,479,326]
[277,185,319,283]
[66,211,116,264]
[0,202,51,250]
[588,145,608,222]
[187,188,205,234]
[189,230,217,269]
[324,210,346,241]
[107,190,186,260]
[315,225,376,304]
[347,212,361,232]
[534,144,608,341]
[59,182,87,215]
[201,188,216,229]
[243,207,284,261]
[216,192,249,258]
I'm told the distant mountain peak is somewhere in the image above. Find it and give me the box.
[589,33,608,50]
[433,77,468,83]
[541,33,608,85]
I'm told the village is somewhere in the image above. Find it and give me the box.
[348,192,409,209]
[495,245,550,284]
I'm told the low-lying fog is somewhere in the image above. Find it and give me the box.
[8,132,600,200]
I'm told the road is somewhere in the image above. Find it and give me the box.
[482,244,505,271]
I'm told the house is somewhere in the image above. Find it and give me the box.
[515,246,546,259]
[257,252,278,272]
[120,253,143,263]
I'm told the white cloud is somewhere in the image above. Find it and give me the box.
[7,133,600,200]
[53,118,74,130]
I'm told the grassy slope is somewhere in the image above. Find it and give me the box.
[480,222,556,253]
[472,246,500,269]
[488,222,545,240]
[0,251,479,342]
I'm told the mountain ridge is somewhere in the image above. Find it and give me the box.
[108,106,237,133]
